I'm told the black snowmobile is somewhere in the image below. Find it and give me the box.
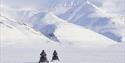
[51,50,60,62]
[39,50,49,63]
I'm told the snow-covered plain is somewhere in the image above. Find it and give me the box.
[1,44,125,63]
[0,12,125,63]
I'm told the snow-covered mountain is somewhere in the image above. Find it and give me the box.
[58,0,125,42]
[0,12,117,48]
[0,12,124,63]
[29,12,118,47]
[0,0,124,63]
[1,0,124,42]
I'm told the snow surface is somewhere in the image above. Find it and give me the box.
[58,0,125,42]
[0,13,124,63]
[1,2,125,42]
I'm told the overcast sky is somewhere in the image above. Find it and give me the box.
[0,0,125,16]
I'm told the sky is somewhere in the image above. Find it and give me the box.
[0,0,125,16]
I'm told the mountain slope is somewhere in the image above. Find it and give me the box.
[0,12,117,48]
[1,1,124,42]
[0,15,59,48]
[58,0,125,42]
[0,14,124,63]
[0,10,123,63]
[27,12,117,47]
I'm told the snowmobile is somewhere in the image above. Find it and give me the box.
[39,50,49,63]
[51,50,60,62]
